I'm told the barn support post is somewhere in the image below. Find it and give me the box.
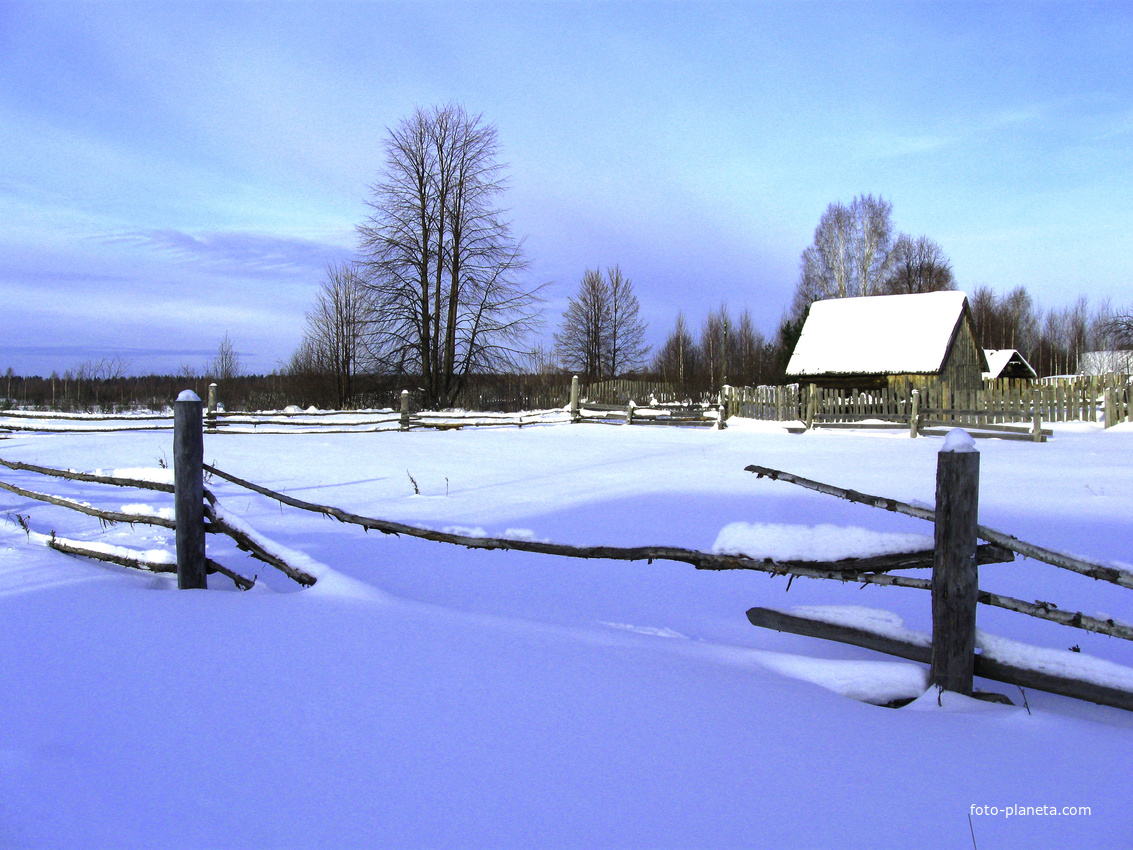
[174,390,207,590]
[908,388,920,438]
[570,375,580,423]
[400,390,410,431]
[930,430,980,695]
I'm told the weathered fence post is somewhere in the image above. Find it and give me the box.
[400,390,410,431]
[206,382,218,432]
[626,399,635,425]
[1031,387,1043,442]
[908,388,920,438]
[570,375,580,423]
[805,383,816,430]
[174,390,207,590]
[930,429,980,695]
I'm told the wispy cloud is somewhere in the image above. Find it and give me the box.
[100,229,352,279]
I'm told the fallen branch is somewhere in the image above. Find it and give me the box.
[976,589,1133,642]
[0,411,171,421]
[201,464,1008,580]
[747,607,1133,712]
[0,456,174,493]
[0,478,176,529]
[43,534,254,590]
[745,464,1133,590]
[203,493,316,586]
[0,423,173,433]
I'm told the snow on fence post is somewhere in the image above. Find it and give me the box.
[174,390,207,590]
[400,390,410,431]
[206,382,218,432]
[626,399,635,425]
[908,388,920,438]
[570,375,580,423]
[930,429,980,695]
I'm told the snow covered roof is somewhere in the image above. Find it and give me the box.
[983,349,1036,380]
[786,291,972,377]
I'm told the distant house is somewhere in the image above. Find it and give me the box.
[982,349,1037,381]
[1079,351,1133,375]
[786,291,987,392]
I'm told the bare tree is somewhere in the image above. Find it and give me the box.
[850,194,894,298]
[882,234,955,294]
[605,266,650,377]
[292,262,372,409]
[653,312,699,399]
[357,104,543,408]
[209,332,241,382]
[699,304,733,391]
[555,269,610,381]
[731,309,768,387]
[1104,306,1133,349]
[793,194,895,317]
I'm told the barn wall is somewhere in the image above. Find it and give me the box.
[940,320,983,393]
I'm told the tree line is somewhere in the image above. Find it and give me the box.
[6,106,1133,412]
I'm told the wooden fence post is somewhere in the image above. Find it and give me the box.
[805,384,816,430]
[908,388,920,438]
[626,399,635,425]
[400,390,410,431]
[206,382,218,432]
[174,390,207,590]
[930,429,980,695]
[1031,387,1043,442]
[570,375,580,423]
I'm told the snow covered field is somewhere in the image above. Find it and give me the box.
[2,417,1132,848]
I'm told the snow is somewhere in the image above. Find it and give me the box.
[176,390,200,403]
[942,427,977,452]
[2,415,1132,847]
[787,290,969,376]
[713,522,933,561]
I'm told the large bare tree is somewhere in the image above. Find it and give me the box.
[357,104,542,408]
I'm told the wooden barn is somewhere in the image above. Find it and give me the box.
[785,291,988,392]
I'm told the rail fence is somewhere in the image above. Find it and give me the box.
[3,393,1132,711]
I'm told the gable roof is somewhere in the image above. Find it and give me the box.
[983,348,1037,379]
[786,291,977,378]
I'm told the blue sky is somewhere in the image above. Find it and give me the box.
[2,1,1131,376]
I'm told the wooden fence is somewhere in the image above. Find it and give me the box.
[724,373,1133,432]
[4,402,1132,711]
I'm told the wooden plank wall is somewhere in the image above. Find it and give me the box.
[724,374,1132,426]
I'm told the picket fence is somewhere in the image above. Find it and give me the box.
[725,374,1133,430]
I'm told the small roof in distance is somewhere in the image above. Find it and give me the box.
[983,349,1037,379]
[787,291,970,377]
